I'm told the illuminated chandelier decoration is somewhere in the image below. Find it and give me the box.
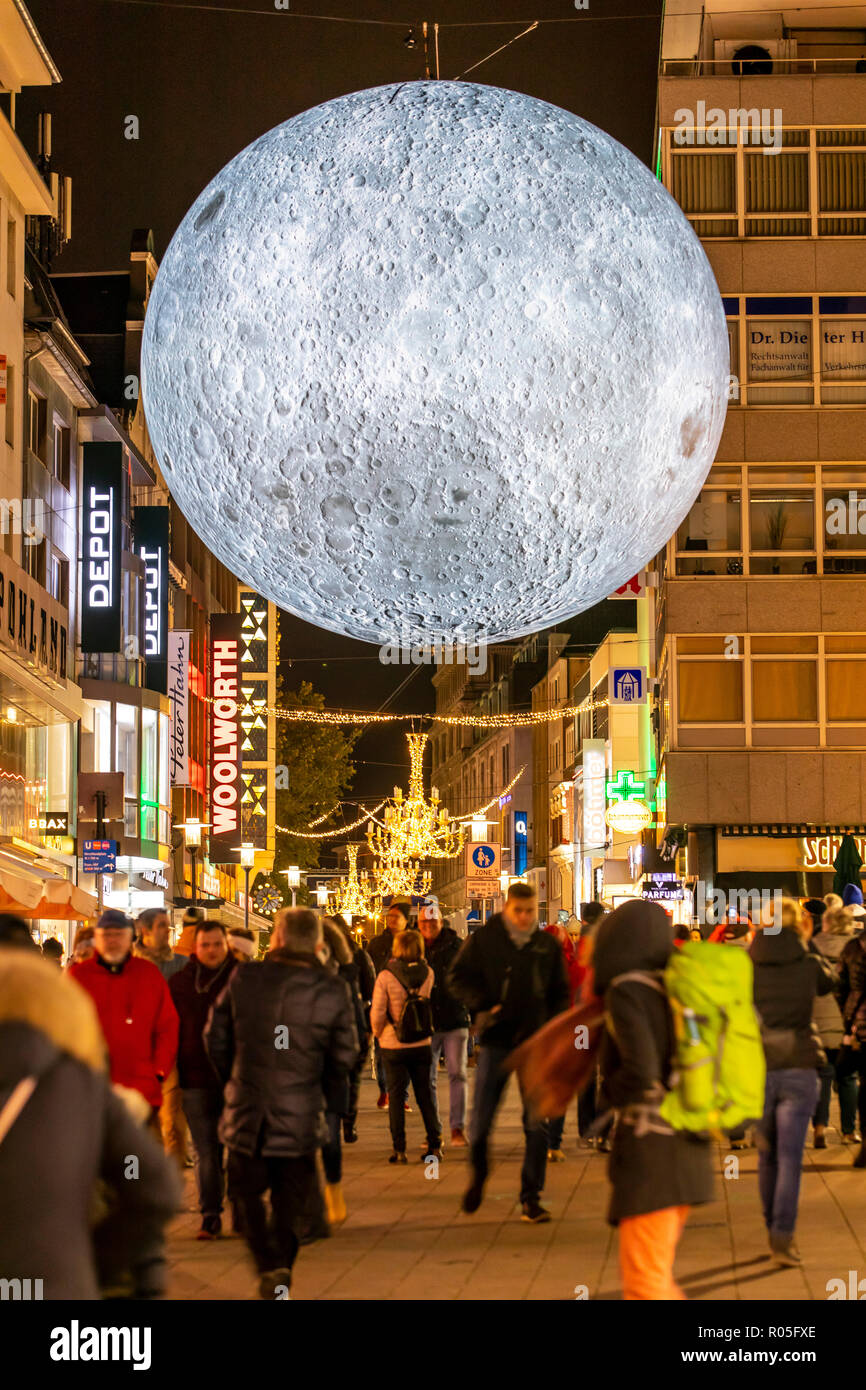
[371,848,432,902]
[329,843,378,919]
[367,733,465,864]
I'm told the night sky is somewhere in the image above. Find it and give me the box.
[20,0,663,813]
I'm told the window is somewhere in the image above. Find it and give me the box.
[749,489,814,574]
[752,660,818,722]
[827,661,866,721]
[677,661,744,722]
[52,422,71,488]
[6,218,16,298]
[27,390,47,460]
[49,554,69,606]
[4,363,14,447]
[24,536,46,586]
[677,486,742,574]
[92,701,112,773]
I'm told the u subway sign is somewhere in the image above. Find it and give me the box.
[81,443,123,653]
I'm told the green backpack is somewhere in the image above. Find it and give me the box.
[659,940,765,1136]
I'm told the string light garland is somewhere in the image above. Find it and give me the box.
[276,801,387,839]
[457,765,526,821]
[206,694,610,728]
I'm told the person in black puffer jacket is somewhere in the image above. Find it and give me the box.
[204,907,358,1298]
[448,881,570,1222]
[750,898,836,1265]
[838,927,866,1166]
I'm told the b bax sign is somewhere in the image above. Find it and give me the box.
[209,614,242,863]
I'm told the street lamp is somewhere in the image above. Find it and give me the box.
[239,842,255,933]
[469,816,490,842]
[316,883,329,911]
[283,864,301,908]
[180,817,207,907]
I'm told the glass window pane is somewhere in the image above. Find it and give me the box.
[825,635,866,653]
[677,490,741,552]
[824,489,866,551]
[751,635,818,654]
[670,152,736,213]
[115,704,138,785]
[749,491,814,550]
[745,152,809,213]
[92,700,112,773]
[827,661,866,721]
[677,661,743,722]
[747,321,812,381]
[752,660,817,722]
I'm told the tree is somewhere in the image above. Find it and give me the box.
[273,676,360,881]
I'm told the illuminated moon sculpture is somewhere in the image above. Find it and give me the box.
[141,81,728,646]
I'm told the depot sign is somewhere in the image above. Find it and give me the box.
[81,443,122,653]
[135,506,169,694]
[209,613,242,863]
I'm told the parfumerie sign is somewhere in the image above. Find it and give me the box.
[209,613,242,863]
[81,442,123,653]
[0,554,68,681]
[134,506,169,693]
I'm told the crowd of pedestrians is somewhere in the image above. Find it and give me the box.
[1,872,865,1301]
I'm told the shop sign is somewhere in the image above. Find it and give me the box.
[81,443,123,653]
[27,812,68,836]
[167,630,190,785]
[135,506,169,693]
[802,834,866,871]
[0,555,68,680]
[642,873,684,901]
[209,613,242,863]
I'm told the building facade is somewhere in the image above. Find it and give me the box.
[654,0,866,913]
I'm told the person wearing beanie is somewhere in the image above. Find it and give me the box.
[841,883,866,925]
[175,907,206,957]
[69,909,178,1124]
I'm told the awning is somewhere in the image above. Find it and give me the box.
[0,869,96,920]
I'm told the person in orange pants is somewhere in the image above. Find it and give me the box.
[619,1205,690,1300]
[591,900,715,1301]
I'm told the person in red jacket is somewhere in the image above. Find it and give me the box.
[69,908,179,1128]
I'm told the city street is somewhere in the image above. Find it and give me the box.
[166,1077,865,1302]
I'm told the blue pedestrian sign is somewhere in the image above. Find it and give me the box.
[471,844,496,870]
[610,666,647,705]
[83,839,117,874]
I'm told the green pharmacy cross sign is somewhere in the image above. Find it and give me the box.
[605,770,646,804]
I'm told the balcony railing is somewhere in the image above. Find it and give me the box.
[662,57,866,78]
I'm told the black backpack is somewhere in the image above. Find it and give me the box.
[386,967,433,1044]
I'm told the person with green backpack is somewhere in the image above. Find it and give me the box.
[593,897,765,1300]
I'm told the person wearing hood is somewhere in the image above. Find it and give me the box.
[204,907,358,1299]
[370,927,441,1163]
[0,946,180,1299]
[806,907,857,1147]
[418,898,470,1146]
[750,898,836,1263]
[448,880,571,1222]
[592,898,715,1300]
